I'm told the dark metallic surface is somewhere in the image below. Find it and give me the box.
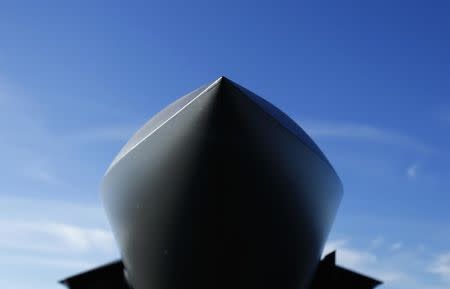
[310,252,382,289]
[59,261,130,289]
[102,77,343,289]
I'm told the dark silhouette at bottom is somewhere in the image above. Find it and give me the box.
[60,251,382,289]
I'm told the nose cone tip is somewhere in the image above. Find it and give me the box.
[216,75,231,83]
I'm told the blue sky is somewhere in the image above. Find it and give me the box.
[0,1,449,288]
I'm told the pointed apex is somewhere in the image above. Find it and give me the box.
[216,75,229,83]
[214,76,246,91]
[208,76,228,87]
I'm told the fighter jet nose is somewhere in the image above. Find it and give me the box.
[101,77,343,289]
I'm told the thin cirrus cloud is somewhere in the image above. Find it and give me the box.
[429,252,450,283]
[300,121,433,154]
[0,220,116,254]
[323,239,377,268]
[0,254,95,270]
[323,239,407,284]
[0,196,119,288]
[0,218,116,289]
[370,237,385,249]
[323,238,450,289]
[22,164,66,187]
[63,125,137,144]
[0,219,118,286]
[322,239,410,285]
[0,80,137,192]
[0,78,135,149]
[391,242,404,251]
[0,196,118,254]
[407,164,419,178]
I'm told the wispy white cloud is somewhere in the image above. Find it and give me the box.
[391,242,404,251]
[0,196,108,226]
[429,252,450,283]
[322,238,443,287]
[301,121,433,154]
[0,220,116,253]
[370,236,384,249]
[323,239,377,268]
[62,125,138,144]
[407,164,419,179]
[0,196,119,275]
[323,237,450,289]
[0,78,138,199]
[1,87,135,146]
[0,75,125,288]
[0,197,119,289]
[374,270,409,283]
[22,164,65,186]
[0,255,94,269]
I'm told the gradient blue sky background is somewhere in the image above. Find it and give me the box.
[1,1,450,289]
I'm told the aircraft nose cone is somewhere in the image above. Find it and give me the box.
[102,77,343,289]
